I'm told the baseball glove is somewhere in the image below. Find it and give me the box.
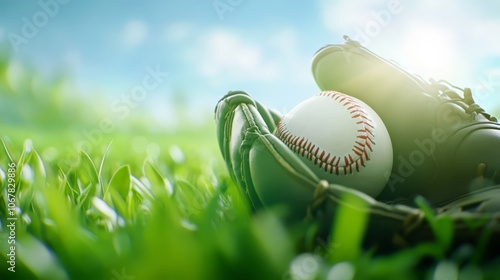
[215,90,500,253]
[312,36,500,207]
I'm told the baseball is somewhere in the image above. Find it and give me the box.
[275,91,393,197]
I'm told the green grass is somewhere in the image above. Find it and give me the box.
[1,52,500,280]
[1,125,500,280]
[0,125,292,280]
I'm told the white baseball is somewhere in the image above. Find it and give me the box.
[275,91,393,197]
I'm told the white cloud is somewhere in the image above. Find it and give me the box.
[122,20,148,48]
[196,29,279,81]
[267,28,311,85]
[187,28,313,88]
[268,28,298,56]
[319,0,390,35]
[179,27,316,113]
[165,22,192,43]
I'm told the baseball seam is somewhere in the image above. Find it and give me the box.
[277,91,375,175]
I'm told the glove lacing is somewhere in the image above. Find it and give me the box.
[305,180,329,220]
[429,79,498,122]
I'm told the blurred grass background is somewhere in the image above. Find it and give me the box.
[0,52,293,280]
[2,46,500,280]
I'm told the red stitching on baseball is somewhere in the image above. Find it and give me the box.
[276,91,376,175]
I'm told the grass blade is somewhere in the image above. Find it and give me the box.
[329,191,369,263]
[105,165,131,201]
[415,196,453,253]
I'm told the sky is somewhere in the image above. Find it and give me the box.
[1,0,500,127]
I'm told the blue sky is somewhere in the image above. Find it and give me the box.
[1,0,500,127]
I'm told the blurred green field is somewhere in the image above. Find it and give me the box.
[1,52,500,280]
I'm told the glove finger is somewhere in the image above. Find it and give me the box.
[244,132,320,218]
[215,91,317,213]
[436,185,500,213]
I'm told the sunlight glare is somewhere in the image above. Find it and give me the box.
[401,24,458,79]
